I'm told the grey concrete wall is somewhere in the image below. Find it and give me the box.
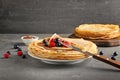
[0,0,120,33]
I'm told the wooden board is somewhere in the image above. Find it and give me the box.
[68,34,120,47]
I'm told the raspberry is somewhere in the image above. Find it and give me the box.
[64,41,69,44]
[17,51,23,56]
[49,38,55,47]
[49,42,55,47]
[50,38,54,42]
[63,41,70,47]
[4,53,10,59]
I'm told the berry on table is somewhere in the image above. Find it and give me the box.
[17,51,23,56]
[113,52,118,56]
[17,48,22,51]
[22,54,26,59]
[14,44,19,49]
[99,51,104,55]
[7,51,11,55]
[111,56,116,60]
[4,53,10,59]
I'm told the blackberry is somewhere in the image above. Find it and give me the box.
[54,38,59,43]
[43,39,48,46]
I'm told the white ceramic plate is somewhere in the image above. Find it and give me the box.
[28,51,92,64]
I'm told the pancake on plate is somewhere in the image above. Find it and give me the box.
[28,34,98,60]
[74,24,120,40]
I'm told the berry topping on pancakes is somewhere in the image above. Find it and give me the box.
[28,33,98,60]
[49,38,55,47]
[42,33,70,48]
[43,39,48,46]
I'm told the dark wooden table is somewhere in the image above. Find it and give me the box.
[0,34,120,80]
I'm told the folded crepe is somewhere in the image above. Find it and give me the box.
[74,24,120,40]
[28,34,98,60]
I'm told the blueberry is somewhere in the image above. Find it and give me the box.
[43,39,48,46]
[14,44,19,49]
[99,51,103,55]
[22,54,26,59]
[54,38,59,43]
[17,48,22,51]
[111,56,116,60]
[55,43,58,47]
[55,43,60,47]
[113,52,118,56]
[7,51,11,55]
[54,38,64,47]
[43,39,46,43]
[55,43,63,47]
[58,43,63,47]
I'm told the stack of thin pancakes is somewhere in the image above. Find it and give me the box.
[28,38,98,60]
[74,24,120,39]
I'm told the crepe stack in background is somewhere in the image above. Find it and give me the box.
[74,24,120,40]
